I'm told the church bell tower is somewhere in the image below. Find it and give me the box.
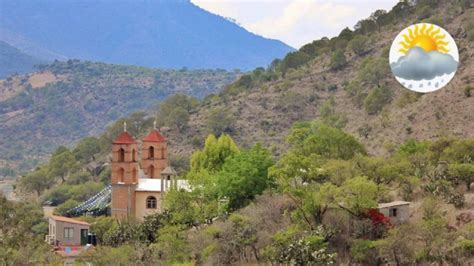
[141,122,168,179]
[111,123,139,218]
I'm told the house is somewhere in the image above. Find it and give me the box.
[110,124,186,221]
[46,215,90,246]
[378,201,410,225]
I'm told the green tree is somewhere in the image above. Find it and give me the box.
[216,144,274,210]
[73,137,101,163]
[189,134,239,174]
[364,86,392,115]
[348,35,369,55]
[265,225,336,264]
[339,176,378,216]
[0,196,59,264]
[287,121,366,160]
[165,107,190,132]
[449,163,474,190]
[152,224,191,263]
[358,56,389,86]
[49,147,79,183]
[163,188,198,225]
[319,98,347,129]
[281,51,311,73]
[157,93,198,131]
[330,50,347,70]
[206,107,235,135]
[19,165,55,196]
[354,155,412,185]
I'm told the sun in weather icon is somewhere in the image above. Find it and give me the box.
[389,23,459,93]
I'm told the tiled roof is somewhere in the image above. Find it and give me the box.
[143,130,166,142]
[50,215,90,226]
[113,131,137,144]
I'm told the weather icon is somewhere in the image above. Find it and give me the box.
[389,23,459,93]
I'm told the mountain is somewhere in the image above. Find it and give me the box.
[145,1,474,159]
[0,41,45,78]
[0,60,238,171]
[0,0,294,71]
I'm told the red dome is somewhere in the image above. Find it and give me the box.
[113,131,137,144]
[143,130,166,142]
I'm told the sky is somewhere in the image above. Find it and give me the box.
[191,0,399,48]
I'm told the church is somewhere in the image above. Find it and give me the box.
[110,124,187,220]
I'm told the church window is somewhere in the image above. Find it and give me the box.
[132,149,136,162]
[118,148,125,162]
[146,196,157,209]
[149,146,154,159]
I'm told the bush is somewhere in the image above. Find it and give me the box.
[206,107,235,136]
[397,91,422,107]
[330,50,347,70]
[464,86,473,97]
[281,51,311,74]
[351,239,379,263]
[358,56,389,86]
[264,226,336,265]
[54,199,80,215]
[348,35,369,56]
[364,86,392,115]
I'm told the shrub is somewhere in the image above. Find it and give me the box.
[348,35,369,56]
[206,107,235,136]
[364,86,392,115]
[397,90,422,108]
[358,56,389,86]
[264,226,336,265]
[464,86,473,97]
[351,239,379,263]
[281,51,311,74]
[330,50,347,70]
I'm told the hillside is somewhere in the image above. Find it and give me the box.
[0,0,294,71]
[4,1,474,265]
[0,60,238,173]
[158,1,474,160]
[0,41,45,78]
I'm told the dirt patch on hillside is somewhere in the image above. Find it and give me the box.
[28,71,61,88]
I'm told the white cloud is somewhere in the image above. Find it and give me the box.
[192,0,398,48]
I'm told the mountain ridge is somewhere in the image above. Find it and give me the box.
[0,0,294,71]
